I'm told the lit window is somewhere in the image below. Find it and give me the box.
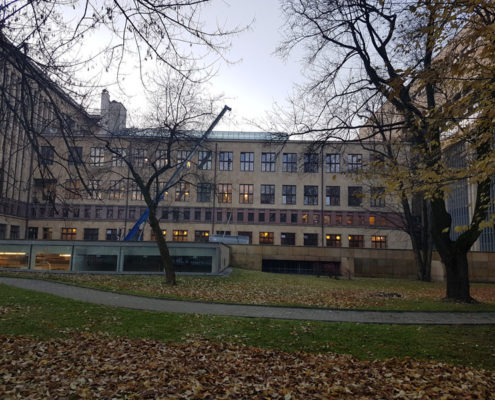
[175,182,190,202]
[259,232,274,245]
[348,235,364,248]
[372,235,387,249]
[177,150,190,168]
[369,216,376,225]
[194,230,210,242]
[326,234,341,247]
[61,227,77,241]
[173,230,188,242]
[217,184,232,203]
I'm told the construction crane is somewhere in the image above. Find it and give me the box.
[124,105,232,241]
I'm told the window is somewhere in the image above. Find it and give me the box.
[205,211,212,221]
[237,211,244,222]
[155,149,168,168]
[65,180,82,199]
[348,235,364,248]
[42,227,53,240]
[259,232,274,245]
[89,180,102,200]
[369,216,376,225]
[248,212,254,222]
[73,208,80,218]
[198,151,211,170]
[106,229,118,240]
[68,146,83,165]
[194,210,201,220]
[10,225,20,240]
[150,229,167,241]
[28,227,38,239]
[175,182,190,202]
[184,210,190,220]
[118,208,125,219]
[89,147,105,166]
[217,183,232,203]
[304,233,318,246]
[240,152,254,171]
[132,148,146,167]
[270,212,276,222]
[348,186,363,207]
[84,207,91,219]
[347,215,353,225]
[282,153,297,172]
[347,154,362,171]
[176,150,190,168]
[325,154,340,173]
[95,208,102,219]
[304,153,318,173]
[83,228,99,241]
[219,151,233,171]
[261,152,276,172]
[258,212,265,222]
[173,209,180,221]
[40,146,54,165]
[61,227,77,240]
[282,185,296,205]
[372,235,387,249]
[260,184,275,204]
[281,232,295,246]
[237,231,252,244]
[326,234,341,247]
[111,148,126,167]
[239,184,254,204]
[280,213,287,223]
[325,186,340,206]
[291,213,298,223]
[216,230,231,236]
[109,180,125,200]
[131,183,144,201]
[313,214,320,224]
[197,183,211,203]
[128,208,136,219]
[370,187,386,207]
[336,215,342,224]
[195,230,210,242]
[304,185,318,205]
[173,230,188,242]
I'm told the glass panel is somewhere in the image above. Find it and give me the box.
[0,245,30,268]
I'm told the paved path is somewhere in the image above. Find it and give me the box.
[2,277,495,325]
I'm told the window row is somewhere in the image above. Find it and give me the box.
[30,226,387,248]
[39,145,367,173]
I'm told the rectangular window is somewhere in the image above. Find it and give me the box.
[291,213,298,223]
[83,228,99,241]
[270,212,276,222]
[95,208,102,219]
[325,186,340,206]
[239,184,254,204]
[372,235,387,249]
[261,152,276,172]
[109,180,125,200]
[184,210,190,220]
[258,212,265,222]
[28,227,38,239]
[325,154,340,173]
[106,229,118,240]
[197,183,211,203]
[217,211,223,222]
[89,179,102,200]
[259,232,274,245]
[304,153,318,173]
[111,148,126,167]
[65,180,82,199]
[304,185,318,205]
[240,152,254,171]
[347,154,362,172]
[194,210,201,220]
[280,213,287,223]
[176,150,190,168]
[348,186,363,207]
[130,183,144,201]
[40,146,54,165]
[118,208,125,219]
[173,230,188,242]
[10,225,20,240]
[150,230,167,241]
[175,182,190,202]
[132,148,146,167]
[281,232,295,246]
[370,187,386,207]
[155,149,168,168]
[304,233,318,246]
[128,208,136,219]
[68,146,83,165]
[205,211,212,221]
[369,216,376,225]
[61,227,77,240]
[347,215,353,225]
[348,235,364,248]
[89,147,105,166]
[326,234,341,247]
[282,185,296,205]
[282,153,297,172]
[260,184,275,204]
[217,183,232,203]
[248,212,254,222]
[219,151,233,171]
[237,211,244,222]
[42,227,53,240]
[195,230,210,242]
[198,151,212,170]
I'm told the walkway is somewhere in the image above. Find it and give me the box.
[2,277,495,325]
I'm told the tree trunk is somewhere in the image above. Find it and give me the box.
[148,210,176,285]
[443,251,473,302]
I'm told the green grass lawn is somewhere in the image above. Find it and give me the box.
[1,283,494,370]
[2,268,495,311]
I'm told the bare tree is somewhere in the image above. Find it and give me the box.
[279,0,495,301]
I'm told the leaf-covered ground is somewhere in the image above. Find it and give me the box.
[3,269,495,311]
[1,334,494,399]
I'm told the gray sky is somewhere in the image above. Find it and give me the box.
[106,0,304,131]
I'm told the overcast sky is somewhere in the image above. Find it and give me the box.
[101,0,305,131]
